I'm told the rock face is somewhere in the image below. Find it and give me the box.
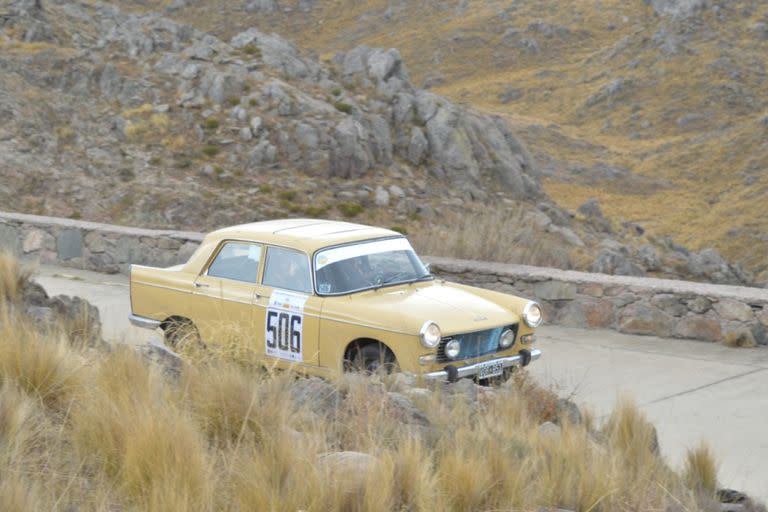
[649,0,710,18]
[327,46,540,197]
[0,1,543,235]
[18,280,104,347]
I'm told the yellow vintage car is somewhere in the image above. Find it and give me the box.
[129,219,542,381]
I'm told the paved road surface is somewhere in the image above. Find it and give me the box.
[34,265,768,503]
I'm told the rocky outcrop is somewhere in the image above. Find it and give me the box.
[0,0,543,233]
[324,45,540,197]
[16,279,104,347]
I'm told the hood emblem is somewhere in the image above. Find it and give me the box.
[473,315,487,322]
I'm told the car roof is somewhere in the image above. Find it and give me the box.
[207,219,403,253]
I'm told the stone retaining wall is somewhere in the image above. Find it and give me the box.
[2,211,767,345]
[427,257,768,346]
[0,211,202,274]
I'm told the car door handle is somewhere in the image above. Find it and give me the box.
[194,282,210,288]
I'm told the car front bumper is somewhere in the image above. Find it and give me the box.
[423,348,542,381]
[129,313,162,330]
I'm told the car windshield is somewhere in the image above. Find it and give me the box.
[314,238,431,295]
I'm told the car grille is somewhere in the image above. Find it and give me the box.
[436,324,518,363]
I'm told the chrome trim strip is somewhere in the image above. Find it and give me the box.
[132,281,193,295]
[129,313,162,330]
[423,348,542,380]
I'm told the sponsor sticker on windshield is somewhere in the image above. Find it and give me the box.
[315,238,413,269]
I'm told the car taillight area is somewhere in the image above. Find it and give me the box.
[435,324,519,363]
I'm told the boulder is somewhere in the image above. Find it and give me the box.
[649,0,710,18]
[19,281,105,347]
[578,198,604,218]
[374,186,390,207]
[650,294,687,317]
[674,316,722,342]
[757,307,768,327]
[534,281,577,301]
[713,300,754,322]
[200,70,244,105]
[230,28,318,80]
[582,300,616,329]
[407,127,428,165]
[619,303,674,337]
[686,297,712,314]
[329,118,372,179]
[317,451,380,496]
[591,247,645,277]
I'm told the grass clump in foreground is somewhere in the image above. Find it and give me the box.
[0,256,727,510]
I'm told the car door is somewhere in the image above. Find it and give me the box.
[255,245,321,367]
[187,268,223,344]
[203,241,263,345]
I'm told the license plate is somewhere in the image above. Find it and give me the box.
[477,360,504,379]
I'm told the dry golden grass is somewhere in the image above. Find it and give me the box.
[0,252,32,306]
[0,258,725,511]
[685,441,719,495]
[411,207,575,268]
[0,317,84,409]
[0,317,718,511]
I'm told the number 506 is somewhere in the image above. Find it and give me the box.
[266,310,301,353]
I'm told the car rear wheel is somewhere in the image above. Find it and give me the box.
[162,318,201,349]
[344,342,397,374]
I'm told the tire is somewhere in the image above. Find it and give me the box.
[344,342,397,374]
[162,318,201,349]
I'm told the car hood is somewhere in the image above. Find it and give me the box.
[320,280,519,335]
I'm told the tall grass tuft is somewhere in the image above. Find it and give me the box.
[0,315,84,409]
[411,207,575,268]
[0,251,31,306]
[685,441,719,494]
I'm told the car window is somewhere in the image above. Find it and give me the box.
[314,238,430,295]
[207,242,262,283]
[262,246,312,294]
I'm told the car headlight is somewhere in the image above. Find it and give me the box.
[499,328,516,348]
[420,321,441,348]
[445,339,461,359]
[523,301,543,328]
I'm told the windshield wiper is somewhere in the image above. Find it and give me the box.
[376,272,432,288]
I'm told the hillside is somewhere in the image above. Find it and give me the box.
[156,0,768,282]
[0,0,758,286]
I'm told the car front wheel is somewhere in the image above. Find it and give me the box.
[344,342,397,374]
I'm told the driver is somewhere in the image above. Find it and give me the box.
[344,256,371,290]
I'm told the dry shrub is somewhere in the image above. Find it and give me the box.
[533,421,617,511]
[391,437,437,511]
[182,364,292,445]
[0,476,46,511]
[72,347,211,510]
[0,383,44,470]
[723,328,757,348]
[685,441,719,494]
[604,397,660,466]
[0,316,84,409]
[411,207,574,268]
[0,302,728,511]
[0,252,31,306]
[512,369,561,423]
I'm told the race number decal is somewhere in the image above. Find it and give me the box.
[265,291,307,362]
